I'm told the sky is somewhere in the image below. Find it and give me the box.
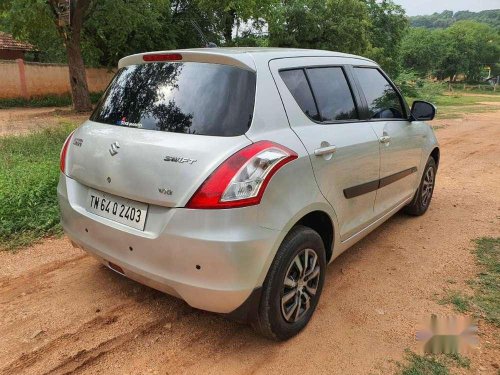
[392,0,500,16]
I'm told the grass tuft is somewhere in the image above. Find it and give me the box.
[471,237,500,326]
[398,350,450,375]
[445,353,471,369]
[439,291,471,313]
[0,123,76,250]
[397,350,471,375]
[439,237,500,326]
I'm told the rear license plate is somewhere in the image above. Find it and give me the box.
[86,189,148,230]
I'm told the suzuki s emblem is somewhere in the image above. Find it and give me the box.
[109,141,120,156]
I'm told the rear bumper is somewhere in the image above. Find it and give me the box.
[58,173,281,314]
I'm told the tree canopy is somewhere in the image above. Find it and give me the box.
[400,20,500,81]
[0,0,498,107]
[410,9,500,31]
[1,0,409,74]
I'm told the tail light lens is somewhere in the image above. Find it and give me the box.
[186,141,298,209]
[60,130,75,175]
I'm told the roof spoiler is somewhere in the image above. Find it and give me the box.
[118,50,256,72]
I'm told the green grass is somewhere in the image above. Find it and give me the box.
[0,92,102,109]
[0,123,76,250]
[439,291,472,313]
[404,81,500,119]
[439,237,500,326]
[396,350,471,375]
[446,353,471,369]
[433,93,500,107]
[471,237,500,326]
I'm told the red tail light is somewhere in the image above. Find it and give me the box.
[60,130,75,174]
[186,141,298,209]
[143,53,182,62]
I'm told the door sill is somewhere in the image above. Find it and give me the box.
[340,195,413,245]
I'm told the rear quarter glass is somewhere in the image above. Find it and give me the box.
[91,62,256,137]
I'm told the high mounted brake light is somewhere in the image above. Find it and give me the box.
[142,53,182,62]
[186,141,298,209]
[60,130,75,175]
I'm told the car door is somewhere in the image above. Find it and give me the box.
[352,67,424,217]
[270,58,380,241]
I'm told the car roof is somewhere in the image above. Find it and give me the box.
[118,47,376,71]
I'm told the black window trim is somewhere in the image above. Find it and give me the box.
[89,61,257,137]
[279,64,362,125]
[351,65,411,122]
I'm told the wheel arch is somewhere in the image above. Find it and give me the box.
[430,147,440,168]
[294,210,335,263]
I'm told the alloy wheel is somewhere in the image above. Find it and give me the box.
[281,248,321,323]
[421,166,435,207]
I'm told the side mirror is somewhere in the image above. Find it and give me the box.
[411,100,436,121]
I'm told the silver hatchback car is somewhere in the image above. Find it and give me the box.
[58,48,439,340]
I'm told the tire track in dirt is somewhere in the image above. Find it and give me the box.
[0,110,499,374]
[0,254,88,297]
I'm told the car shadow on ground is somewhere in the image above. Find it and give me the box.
[92,208,413,343]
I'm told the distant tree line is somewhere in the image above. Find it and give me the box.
[401,20,499,82]
[410,9,500,31]
[0,1,498,110]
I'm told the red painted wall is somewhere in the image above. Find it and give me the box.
[0,49,25,60]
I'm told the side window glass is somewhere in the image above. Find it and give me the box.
[306,67,358,121]
[353,68,405,119]
[280,69,320,121]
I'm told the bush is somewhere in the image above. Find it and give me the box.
[395,70,445,104]
[0,124,75,250]
[394,70,420,98]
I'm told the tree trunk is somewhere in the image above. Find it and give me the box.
[48,0,92,112]
[223,9,236,45]
[66,37,92,112]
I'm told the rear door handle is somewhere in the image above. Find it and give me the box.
[314,145,337,156]
[379,135,391,144]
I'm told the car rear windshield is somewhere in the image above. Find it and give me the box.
[90,62,256,136]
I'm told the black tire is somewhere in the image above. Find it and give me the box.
[253,225,326,341]
[404,157,437,216]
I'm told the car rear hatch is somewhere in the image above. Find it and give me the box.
[65,56,256,208]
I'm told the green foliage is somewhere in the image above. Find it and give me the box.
[0,0,66,63]
[438,237,500,327]
[445,353,471,369]
[432,92,500,107]
[395,72,445,104]
[1,0,410,74]
[440,21,500,81]
[396,350,471,375]
[267,0,371,55]
[410,9,500,31]
[170,0,221,48]
[233,31,270,47]
[394,70,420,97]
[439,291,472,313]
[400,21,500,82]
[364,0,408,76]
[196,0,275,44]
[1,0,176,67]
[0,93,102,109]
[472,237,500,326]
[84,0,176,67]
[400,28,440,77]
[397,350,450,375]
[0,124,75,250]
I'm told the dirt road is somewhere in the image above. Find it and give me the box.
[0,111,499,374]
[0,107,88,136]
